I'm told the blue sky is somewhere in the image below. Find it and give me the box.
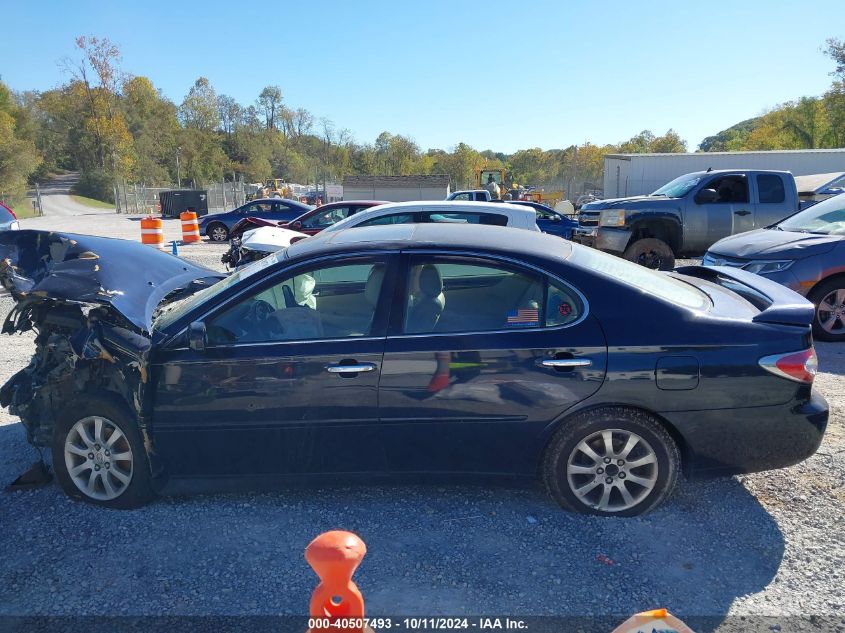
[1,0,841,153]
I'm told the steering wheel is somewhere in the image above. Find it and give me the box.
[241,299,284,339]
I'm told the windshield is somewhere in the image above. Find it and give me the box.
[777,194,845,235]
[153,251,283,330]
[571,245,709,310]
[651,174,702,198]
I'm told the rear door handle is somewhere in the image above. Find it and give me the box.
[540,359,592,368]
[734,209,751,216]
[325,362,377,374]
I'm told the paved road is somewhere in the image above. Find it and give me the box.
[31,172,115,218]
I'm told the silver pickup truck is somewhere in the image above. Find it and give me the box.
[573,169,799,269]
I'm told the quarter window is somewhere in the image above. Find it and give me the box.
[757,174,786,204]
[402,258,582,335]
[206,260,387,345]
[358,213,415,227]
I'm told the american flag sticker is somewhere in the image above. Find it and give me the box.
[506,308,539,326]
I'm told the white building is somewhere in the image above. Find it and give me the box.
[342,175,451,201]
[603,149,845,198]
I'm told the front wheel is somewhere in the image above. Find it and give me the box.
[52,396,153,509]
[207,223,229,242]
[623,238,675,270]
[543,408,680,516]
[809,278,845,342]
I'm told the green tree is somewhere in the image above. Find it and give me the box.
[0,82,42,204]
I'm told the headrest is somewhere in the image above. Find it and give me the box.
[365,265,385,306]
[418,264,443,298]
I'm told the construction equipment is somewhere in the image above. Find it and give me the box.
[264,179,292,199]
[474,169,506,199]
[522,188,566,207]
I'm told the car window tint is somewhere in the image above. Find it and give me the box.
[358,213,415,226]
[703,176,749,204]
[402,258,548,334]
[757,174,786,204]
[302,207,351,229]
[206,260,386,345]
[423,212,508,226]
[546,280,583,326]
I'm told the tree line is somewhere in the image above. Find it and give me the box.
[0,36,842,208]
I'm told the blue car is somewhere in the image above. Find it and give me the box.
[198,198,313,242]
[499,200,578,240]
[0,225,827,515]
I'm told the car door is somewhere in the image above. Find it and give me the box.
[378,253,608,475]
[150,254,397,478]
[690,174,754,250]
[753,173,791,227]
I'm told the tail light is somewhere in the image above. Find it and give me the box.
[759,348,818,384]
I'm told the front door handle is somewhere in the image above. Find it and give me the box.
[734,209,751,216]
[540,359,592,369]
[325,362,377,374]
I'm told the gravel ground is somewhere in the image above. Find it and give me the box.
[0,213,843,622]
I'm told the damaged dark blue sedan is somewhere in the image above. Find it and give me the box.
[0,225,828,515]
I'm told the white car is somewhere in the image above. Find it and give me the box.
[321,200,541,234]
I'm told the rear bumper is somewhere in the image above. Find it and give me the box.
[664,390,828,478]
[595,227,632,254]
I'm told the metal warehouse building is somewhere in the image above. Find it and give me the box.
[342,174,451,202]
[604,149,845,198]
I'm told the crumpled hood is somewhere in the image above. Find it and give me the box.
[0,230,222,332]
[708,228,842,259]
[581,195,677,211]
[241,226,309,252]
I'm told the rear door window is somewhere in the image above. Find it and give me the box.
[401,257,583,334]
[757,174,786,204]
[358,213,416,227]
[422,211,508,226]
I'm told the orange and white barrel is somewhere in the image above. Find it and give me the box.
[140,216,164,249]
[180,211,201,243]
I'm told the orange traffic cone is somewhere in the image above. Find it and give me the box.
[305,531,370,633]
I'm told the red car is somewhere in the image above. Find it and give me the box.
[228,200,386,241]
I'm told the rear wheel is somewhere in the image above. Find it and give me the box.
[208,222,229,242]
[52,396,153,509]
[809,278,845,342]
[543,408,680,516]
[623,238,675,270]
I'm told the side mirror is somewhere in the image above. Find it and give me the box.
[291,220,303,230]
[696,188,718,204]
[188,321,207,352]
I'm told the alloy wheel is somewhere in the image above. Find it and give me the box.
[64,416,133,501]
[817,289,845,336]
[566,429,658,512]
[210,225,228,241]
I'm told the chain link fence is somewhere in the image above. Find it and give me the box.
[114,181,249,215]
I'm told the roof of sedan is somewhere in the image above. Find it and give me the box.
[284,223,573,261]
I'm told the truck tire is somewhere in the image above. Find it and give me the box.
[623,238,675,270]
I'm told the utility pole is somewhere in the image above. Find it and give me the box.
[176,147,182,188]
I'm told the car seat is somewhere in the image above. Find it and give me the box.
[406,265,445,333]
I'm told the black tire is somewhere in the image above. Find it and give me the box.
[207,222,229,242]
[808,278,845,342]
[542,407,680,517]
[52,394,154,509]
[623,238,675,270]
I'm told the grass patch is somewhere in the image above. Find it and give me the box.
[70,194,115,209]
[9,202,39,219]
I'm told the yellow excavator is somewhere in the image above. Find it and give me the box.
[474,169,507,199]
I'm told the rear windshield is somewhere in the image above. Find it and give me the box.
[570,247,709,310]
